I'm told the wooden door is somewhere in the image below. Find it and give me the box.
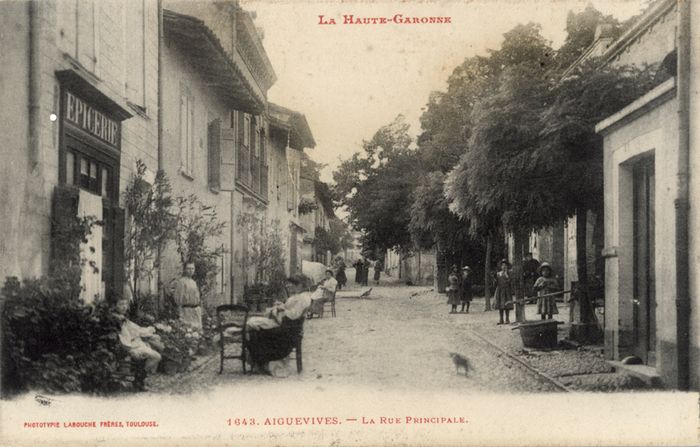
[633,157,656,365]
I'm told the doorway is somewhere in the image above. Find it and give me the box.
[632,157,656,365]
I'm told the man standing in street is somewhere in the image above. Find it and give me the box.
[522,252,540,298]
[171,262,202,331]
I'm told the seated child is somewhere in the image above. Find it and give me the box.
[113,298,164,374]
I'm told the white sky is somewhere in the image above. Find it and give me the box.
[242,0,646,182]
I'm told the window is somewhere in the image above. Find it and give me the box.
[65,148,113,198]
[243,113,251,148]
[254,118,261,158]
[179,85,195,177]
[208,119,221,190]
[58,0,99,74]
[125,0,146,107]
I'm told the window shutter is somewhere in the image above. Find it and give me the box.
[50,185,80,273]
[220,126,236,191]
[208,119,221,190]
[112,207,126,301]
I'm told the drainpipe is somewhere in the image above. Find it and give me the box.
[156,0,164,310]
[675,0,691,391]
[157,0,163,171]
[28,0,41,171]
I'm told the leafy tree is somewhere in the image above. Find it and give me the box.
[315,218,354,256]
[535,59,659,323]
[556,5,622,69]
[173,195,227,300]
[333,115,415,254]
[235,212,286,292]
[123,160,176,303]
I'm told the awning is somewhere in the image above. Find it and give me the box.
[268,103,317,150]
[163,10,265,114]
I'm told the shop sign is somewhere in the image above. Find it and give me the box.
[64,91,119,148]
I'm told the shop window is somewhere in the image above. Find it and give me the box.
[65,148,113,199]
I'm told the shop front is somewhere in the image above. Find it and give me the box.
[55,70,132,303]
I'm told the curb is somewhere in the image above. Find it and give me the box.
[467,328,573,393]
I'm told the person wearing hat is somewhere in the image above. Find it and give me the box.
[493,259,513,324]
[446,265,461,313]
[533,262,560,320]
[460,266,473,313]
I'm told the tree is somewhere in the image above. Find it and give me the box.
[173,195,227,300]
[556,5,623,69]
[536,59,659,323]
[444,164,503,309]
[333,115,416,254]
[123,160,176,303]
[235,212,286,292]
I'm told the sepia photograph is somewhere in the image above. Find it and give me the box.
[0,0,698,445]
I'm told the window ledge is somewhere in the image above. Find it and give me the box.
[179,168,194,181]
[126,101,149,120]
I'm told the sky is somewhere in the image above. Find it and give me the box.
[241,0,646,183]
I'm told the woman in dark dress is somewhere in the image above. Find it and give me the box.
[460,266,473,313]
[335,262,347,290]
[353,259,363,284]
[373,259,383,284]
[361,259,370,286]
[493,259,513,325]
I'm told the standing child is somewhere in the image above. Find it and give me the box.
[460,266,473,313]
[447,265,461,314]
[493,259,513,325]
[534,262,559,320]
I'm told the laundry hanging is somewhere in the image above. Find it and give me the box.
[77,189,103,304]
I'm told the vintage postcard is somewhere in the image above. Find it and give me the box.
[0,0,699,446]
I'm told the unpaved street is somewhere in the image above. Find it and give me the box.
[149,272,559,394]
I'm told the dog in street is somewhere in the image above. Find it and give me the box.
[449,352,471,376]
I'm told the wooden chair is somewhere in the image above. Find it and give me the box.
[216,304,249,374]
[284,316,305,373]
[322,285,338,318]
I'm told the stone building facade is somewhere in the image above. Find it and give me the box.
[0,0,159,302]
[0,0,317,310]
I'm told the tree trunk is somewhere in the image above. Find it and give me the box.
[576,210,595,324]
[484,234,492,311]
[512,228,527,322]
[436,239,447,293]
[417,250,421,284]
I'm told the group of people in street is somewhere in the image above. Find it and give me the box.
[446,265,473,313]
[353,257,383,286]
[492,253,561,325]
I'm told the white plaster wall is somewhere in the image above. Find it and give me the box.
[603,96,678,368]
[161,41,233,305]
[686,0,700,390]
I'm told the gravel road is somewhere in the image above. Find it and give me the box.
[148,273,560,394]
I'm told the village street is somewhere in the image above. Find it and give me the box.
[146,272,604,395]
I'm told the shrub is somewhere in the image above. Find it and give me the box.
[153,319,199,374]
[1,277,126,396]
